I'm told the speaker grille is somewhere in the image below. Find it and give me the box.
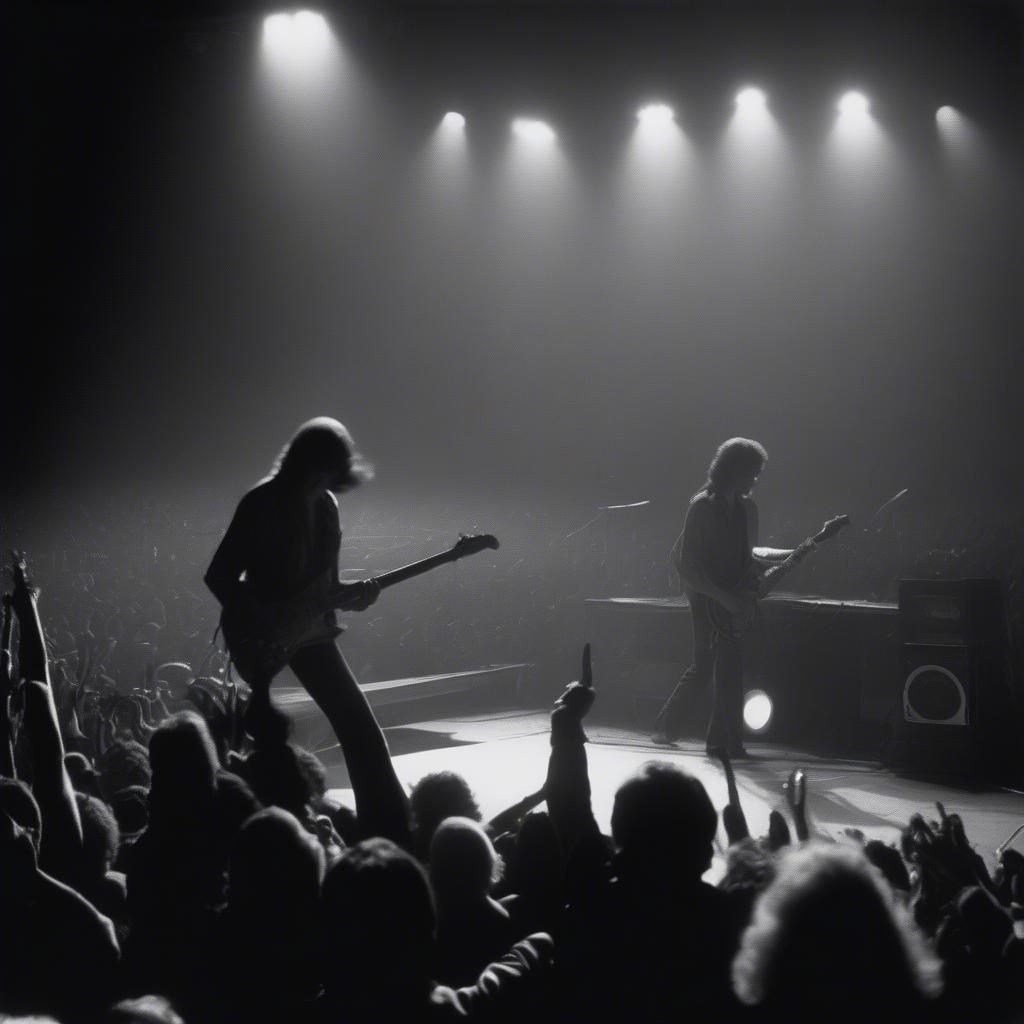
[903,664,968,725]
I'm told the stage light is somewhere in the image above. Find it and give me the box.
[512,118,556,143]
[637,104,675,128]
[935,105,959,128]
[263,12,293,48]
[838,91,870,117]
[735,87,767,112]
[262,9,330,59]
[293,10,329,46]
[743,689,773,733]
[442,111,466,130]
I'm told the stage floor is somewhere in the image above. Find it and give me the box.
[325,708,1024,880]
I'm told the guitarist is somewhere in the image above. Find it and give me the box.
[653,438,803,758]
[204,417,408,843]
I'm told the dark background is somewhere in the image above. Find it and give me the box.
[5,1,1023,608]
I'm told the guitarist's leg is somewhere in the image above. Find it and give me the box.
[707,633,745,755]
[289,642,410,848]
[653,593,714,741]
[243,679,291,746]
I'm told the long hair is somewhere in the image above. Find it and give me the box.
[731,843,942,1016]
[697,437,767,500]
[272,417,374,491]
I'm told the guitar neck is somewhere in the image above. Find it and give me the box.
[375,550,462,589]
[760,538,816,595]
[297,548,476,622]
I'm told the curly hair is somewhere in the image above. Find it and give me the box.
[699,437,768,499]
[410,772,481,861]
[75,792,121,877]
[732,843,942,1014]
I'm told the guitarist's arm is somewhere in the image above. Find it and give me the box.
[752,546,798,564]
[205,495,259,613]
[746,501,795,562]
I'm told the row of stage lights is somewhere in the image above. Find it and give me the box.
[446,92,963,143]
[262,11,964,139]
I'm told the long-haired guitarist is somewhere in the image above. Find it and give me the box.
[653,438,798,757]
[204,417,407,842]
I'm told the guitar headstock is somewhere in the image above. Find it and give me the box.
[453,533,500,557]
[813,515,850,544]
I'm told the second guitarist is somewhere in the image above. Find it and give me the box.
[204,416,407,844]
[653,438,804,758]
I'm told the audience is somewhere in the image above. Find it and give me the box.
[2,546,1024,1024]
[430,817,517,986]
[732,843,943,1023]
[411,770,484,861]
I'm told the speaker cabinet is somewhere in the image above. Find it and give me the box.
[888,580,1021,780]
[902,647,969,726]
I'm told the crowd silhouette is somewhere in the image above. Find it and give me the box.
[2,554,1024,1023]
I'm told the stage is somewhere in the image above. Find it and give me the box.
[323,707,1024,881]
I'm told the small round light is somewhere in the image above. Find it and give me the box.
[743,689,773,733]
[838,91,870,117]
[935,105,959,128]
[442,111,466,130]
[637,103,675,128]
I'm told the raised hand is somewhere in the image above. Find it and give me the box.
[551,644,595,744]
[1,594,14,705]
[715,746,750,844]
[7,550,38,615]
[554,644,595,720]
[767,809,791,851]
[783,767,809,842]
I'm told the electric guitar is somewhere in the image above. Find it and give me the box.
[221,533,499,685]
[707,514,850,640]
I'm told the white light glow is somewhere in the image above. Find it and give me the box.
[262,9,331,61]
[637,104,675,129]
[838,91,870,118]
[743,689,773,733]
[293,10,329,48]
[442,111,466,130]
[936,105,959,129]
[263,12,293,48]
[735,87,767,112]
[512,118,556,144]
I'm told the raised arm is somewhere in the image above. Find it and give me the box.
[488,785,548,837]
[1,595,15,777]
[716,747,750,844]
[544,644,601,861]
[10,562,84,883]
[783,767,810,843]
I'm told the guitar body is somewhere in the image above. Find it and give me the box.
[221,533,500,686]
[221,585,344,686]
[706,514,850,642]
[707,567,761,642]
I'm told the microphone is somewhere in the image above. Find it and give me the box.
[870,488,908,523]
[599,500,651,511]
